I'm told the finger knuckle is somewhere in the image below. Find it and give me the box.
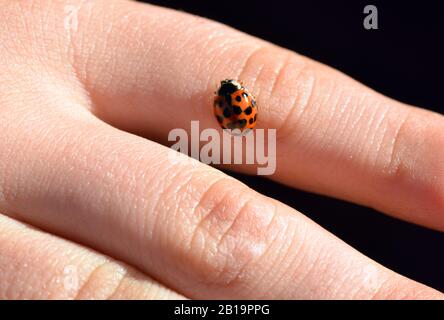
[384,113,444,221]
[188,180,277,293]
[236,46,322,134]
[74,261,127,300]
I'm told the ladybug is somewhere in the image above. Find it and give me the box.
[214,79,258,132]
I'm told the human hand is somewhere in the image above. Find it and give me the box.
[1,0,443,299]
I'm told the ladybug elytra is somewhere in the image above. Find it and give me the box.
[213,79,257,133]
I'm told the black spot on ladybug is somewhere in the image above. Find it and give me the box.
[253,114,257,122]
[225,95,232,106]
[235,95,242,102]
[233,105,242,115]
[216,115,223,123]
[244,106,252,115]
[238,119,247,128]
[249,117,254,124]
[223,107,231,118]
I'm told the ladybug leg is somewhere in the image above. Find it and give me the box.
[251,93,258,105]
[214,82,217,95]
[213,79,221,95]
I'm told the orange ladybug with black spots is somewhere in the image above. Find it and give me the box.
[214,79,257,132]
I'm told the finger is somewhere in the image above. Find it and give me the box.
[65,0,444,229]
[0,214,183,299]
[1,108,441,299]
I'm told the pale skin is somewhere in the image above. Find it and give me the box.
[0,0,443,299]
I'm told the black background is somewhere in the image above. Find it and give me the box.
[142,0,444,292]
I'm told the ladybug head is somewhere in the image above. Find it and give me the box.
[218,79,242,96]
